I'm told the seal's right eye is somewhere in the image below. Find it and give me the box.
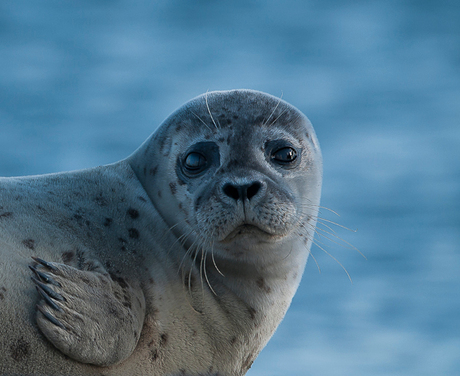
[184,152,207,172]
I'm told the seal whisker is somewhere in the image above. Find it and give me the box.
[191,110,213,132]
[267,108,288,128]
[294,213,354,283]
[308,249,322,274]
[313,241,353,283]
[202,248,218,296]
[199,247,206,296]
[205,91,219,129]
[210,242,224,277]
[314,225,364,258]
[316,217,358,234]
[262,92,283,127]
[296,203,362,258]
[189,243,202,294]
[178,231,201,276]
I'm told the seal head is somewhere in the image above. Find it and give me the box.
[129,89,322,270]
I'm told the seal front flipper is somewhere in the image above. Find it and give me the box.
[29,257,146,367]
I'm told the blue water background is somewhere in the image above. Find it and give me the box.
[0,1,459,375]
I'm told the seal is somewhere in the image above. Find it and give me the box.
[0,89,322,376]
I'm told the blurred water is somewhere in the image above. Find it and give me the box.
[1,1,459,375]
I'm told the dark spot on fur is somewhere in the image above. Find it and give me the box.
[169,182,177,195]
[94,193,108,207]
[149,278,155,284]
[128,208,139,219]
[160,333,168,346]
[255,115,265,125]
[128,228,140,239]
[218,136,225,143]
[157,190,162,198]
[85,220,91,226]
[247,306,256,320]
[62,251,75,264]
[107,304,122,318]
[177,178,186,186]
[0,212,13,219]
[138,195,147,202]
[10,337,30,362]
[195,194,203,209]
[256,277,271,293]
[76,250,86,269]
[149,165,158,176]
[22,239,35,250]
[118,237,127,244]
[230,336,237,345]
[143,167,147,176]
[150,349,158,361]
[109,272,129,289]
[0,287,6,300]
[73,214,83,221]
[104,218,113,227]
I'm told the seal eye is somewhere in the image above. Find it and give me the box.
[184,152,206,172]
[272,147,297,164]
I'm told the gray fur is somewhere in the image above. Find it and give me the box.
[0,90,322,375]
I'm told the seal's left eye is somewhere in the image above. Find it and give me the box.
[184,152,206,171]
[272,147,297,163]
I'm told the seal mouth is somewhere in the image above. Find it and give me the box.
[220,224,280,243]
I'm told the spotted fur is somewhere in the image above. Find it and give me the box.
[0,90,322,375]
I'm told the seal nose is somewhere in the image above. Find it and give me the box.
[222,182,262,201]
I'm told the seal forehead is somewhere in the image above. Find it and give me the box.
[158,90,315,152]
[194,90,305,129]
[167,90,304,130]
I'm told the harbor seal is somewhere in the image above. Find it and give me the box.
[0,89,322,375]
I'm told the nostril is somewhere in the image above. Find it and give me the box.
[222,182,262,201]
[246,182,261,200]
[223,183,240,200]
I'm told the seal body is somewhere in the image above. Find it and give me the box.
[0,90,322,375]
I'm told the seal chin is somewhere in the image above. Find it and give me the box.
[220,224,283,244]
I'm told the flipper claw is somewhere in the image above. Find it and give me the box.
[29,265,61,287]
[36,305,66,330]
[35,285,63,312]
[31,256,58,271]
